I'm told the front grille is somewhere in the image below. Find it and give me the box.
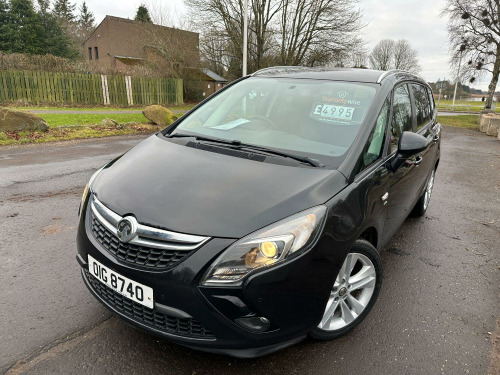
[91,214,188,269]
[88,195,209,270]
[84,269,215,339]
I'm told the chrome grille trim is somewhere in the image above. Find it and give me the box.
[90,195,210,251]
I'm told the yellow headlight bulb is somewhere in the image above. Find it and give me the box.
[260,241,278,258]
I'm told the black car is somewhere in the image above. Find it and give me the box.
[77,67,441,358]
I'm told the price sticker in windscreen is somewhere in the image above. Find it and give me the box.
[312,104,355,122]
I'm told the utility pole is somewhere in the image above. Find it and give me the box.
[242,0,248,77]
[452,52,463,111]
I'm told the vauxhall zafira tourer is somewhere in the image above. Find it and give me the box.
[77,67,441,357]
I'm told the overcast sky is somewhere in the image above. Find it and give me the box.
[75,0,493,91]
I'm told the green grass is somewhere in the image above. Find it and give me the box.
[0,123,163,146]
[0,109,190,146]
[437,115,479,129]
[8,104,198,112]
[436,99,498,112]
[40,113,148,127]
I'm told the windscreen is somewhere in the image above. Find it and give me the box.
[171,77,377,167]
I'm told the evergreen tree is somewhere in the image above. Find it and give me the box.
[53,0,75,22]
[37,0,50,13]
[78,1,94,33]
[39,4,77,57]
[8,0,44,54]
[134,5,152,23]
[0,0,11,52]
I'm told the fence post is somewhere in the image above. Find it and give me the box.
[101,74,110,105]
[125,76,134,106]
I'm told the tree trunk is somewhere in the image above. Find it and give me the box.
[485,46,500,109]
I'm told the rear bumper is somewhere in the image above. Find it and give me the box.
[76,199,345,357]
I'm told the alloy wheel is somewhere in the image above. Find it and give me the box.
[423,170,435,211]
[318,252,376,331]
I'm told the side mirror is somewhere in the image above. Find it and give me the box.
[398,131,429,156]
[390,131,429,170]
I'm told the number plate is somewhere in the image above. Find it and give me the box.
[88,255,154,309]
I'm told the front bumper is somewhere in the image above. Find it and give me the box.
[77,201,343,357]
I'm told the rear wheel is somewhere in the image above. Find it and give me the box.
[309,239,382,340]
[412,169,436,217]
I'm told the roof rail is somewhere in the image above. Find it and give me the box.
[376,70,406,83]
[376,69,425,84]
[251,66,315,76]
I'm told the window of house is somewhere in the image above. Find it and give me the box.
[94,47,99,60]
[411,84,431,129]
[390,84,413,153]
[88,47,92,60]
[359,96,390,172]
[207,84,211,88]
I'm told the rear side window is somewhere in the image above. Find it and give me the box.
[426,87,435,113]
[411,84,432,129]
[390,85,412,153]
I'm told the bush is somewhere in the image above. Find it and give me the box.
[183,80,205,102]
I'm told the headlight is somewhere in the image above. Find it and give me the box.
[79,166,105,216]
[201,205,327,286]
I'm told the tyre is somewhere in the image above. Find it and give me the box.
[412,169,436,217]
[309,239,382,340]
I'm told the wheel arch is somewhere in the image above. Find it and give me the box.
[359,226,378,250]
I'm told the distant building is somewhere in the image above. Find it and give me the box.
[185,68,228,97]
[83,16,199,74]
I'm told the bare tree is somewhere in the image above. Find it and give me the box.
[278,0,363,66]
[369,39,395,71]
[186,0,364,79]
[393,39,421,73]
[442,0,500,109]
[369,39,421,74]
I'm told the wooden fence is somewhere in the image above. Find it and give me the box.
[0,71,183,106]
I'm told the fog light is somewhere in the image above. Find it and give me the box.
[234,316,271,332]
[260,241,278,258]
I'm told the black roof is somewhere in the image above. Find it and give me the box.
[252,66,425,85]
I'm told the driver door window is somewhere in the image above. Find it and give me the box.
[359,96,390,172]
[390,85,413,153]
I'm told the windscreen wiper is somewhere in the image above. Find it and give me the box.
[168,132,321,168]
[167,132,241,146]
[237,143,322,168]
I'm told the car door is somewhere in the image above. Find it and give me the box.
[380,84,423,245]
[409,83,437,197]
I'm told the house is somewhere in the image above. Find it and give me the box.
[83,16,199,73]
[185,67,228,97]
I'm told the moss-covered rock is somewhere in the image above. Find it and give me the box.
[0,108,49,132]
[100,118,119,127]
[142,105,178,127]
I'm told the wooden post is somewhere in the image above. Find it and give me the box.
[101,75,110,105]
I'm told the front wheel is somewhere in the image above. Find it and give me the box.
[309,239,382,340]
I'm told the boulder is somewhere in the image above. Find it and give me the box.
[142,105,178,127]
[487,117,500,137]
[0,108,49,132]
[100,118,119,127]
[478,109,495,124]
[479,113,495,132]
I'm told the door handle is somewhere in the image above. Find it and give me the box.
[381,192,389,205]
[414,156,423,166]
[433,135,440,142]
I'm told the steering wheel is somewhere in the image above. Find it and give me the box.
[248,115,278,129]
